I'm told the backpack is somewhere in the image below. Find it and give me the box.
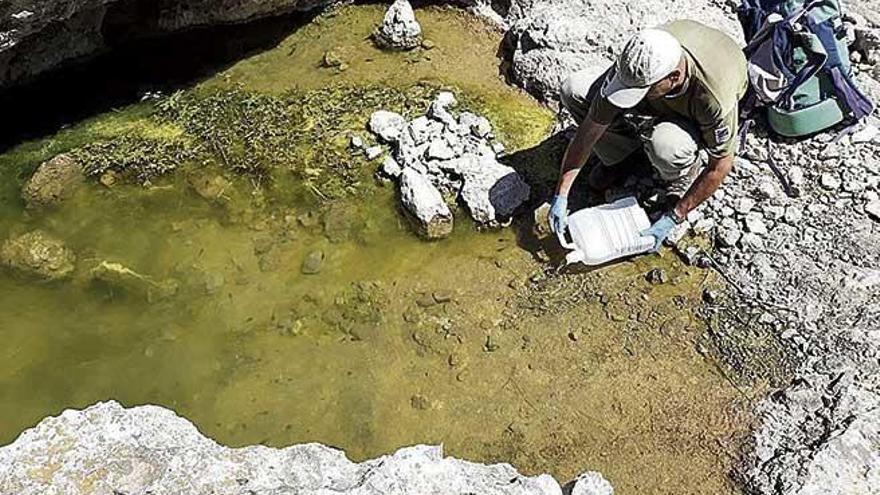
[737,0,875,137]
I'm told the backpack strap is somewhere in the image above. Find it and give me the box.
[776,29,828,109]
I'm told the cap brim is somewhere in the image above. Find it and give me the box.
[601,72,650,109]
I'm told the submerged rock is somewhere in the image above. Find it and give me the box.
[399,168,454,239]
[90,261,178,301]
[301,250,325,275]
[372,0,423,51]
[0,230,76,281]
[187,171,232,201]
[0,401,572,495]
[21,153,84,209]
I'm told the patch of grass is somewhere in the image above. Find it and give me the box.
[69,133,201,182]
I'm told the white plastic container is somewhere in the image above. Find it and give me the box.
[557,196,655,266]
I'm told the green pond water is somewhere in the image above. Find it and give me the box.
[0,5,756,494]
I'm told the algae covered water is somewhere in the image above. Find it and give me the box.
[0,5,754,494]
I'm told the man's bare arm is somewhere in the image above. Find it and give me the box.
[673,154,733,218]
[556,117,609,196]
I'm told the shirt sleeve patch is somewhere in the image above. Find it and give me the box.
[714,125,731,144]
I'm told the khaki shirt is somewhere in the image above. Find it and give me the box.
[589,20,748,158]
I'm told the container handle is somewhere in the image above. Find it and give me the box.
[556,228,578,251]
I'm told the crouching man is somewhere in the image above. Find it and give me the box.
[550,20,748,250]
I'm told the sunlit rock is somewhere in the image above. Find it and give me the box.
[0,401,571,495]
[372,0,423,51]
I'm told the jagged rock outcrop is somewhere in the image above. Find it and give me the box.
[0,401,607,495]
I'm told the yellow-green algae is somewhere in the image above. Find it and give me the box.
[0,5,758,495]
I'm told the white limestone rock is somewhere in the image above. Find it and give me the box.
[0,401,573,495]
[399,168,454,239]
[372,0,423,51]
[368,110,407,143]
[428,91,459,127]
[571,471,614,495]
[380,156,402,179]
[460,154,530,226]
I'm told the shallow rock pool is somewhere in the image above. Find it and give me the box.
[0,5,757,493]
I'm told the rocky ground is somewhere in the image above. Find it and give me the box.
[0,401,612,495]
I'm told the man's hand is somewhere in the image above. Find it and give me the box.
[549,195,569,234]
[640,214,677,252]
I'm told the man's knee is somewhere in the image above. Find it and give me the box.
[646,121,699,173]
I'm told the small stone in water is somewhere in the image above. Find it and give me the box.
[321,49,344,68]
[365,146,383,160]
[416,293,437,308]
[410,394,430,410]
[301,250,325,275]
[432,291,453,304]
[645,268,669,285]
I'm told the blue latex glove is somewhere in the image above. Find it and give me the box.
[641,214,677,252]
[549,195,569,234]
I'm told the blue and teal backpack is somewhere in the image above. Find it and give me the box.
[738,0,875,137]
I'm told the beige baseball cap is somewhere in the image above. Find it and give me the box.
[601,28,683,108]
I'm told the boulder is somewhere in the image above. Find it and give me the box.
[368,110,407,143]
[399,168,454,239]
[0,401,572,495]
[372,0,423,51]
[0,230,76,281]
[460,155,530,226]
[21,153,84,209]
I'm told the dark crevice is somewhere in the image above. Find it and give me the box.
[0,8,321,153]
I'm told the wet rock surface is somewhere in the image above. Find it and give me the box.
[21,153,84,208]
[0,401,579,495]
[0,230,76,281]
